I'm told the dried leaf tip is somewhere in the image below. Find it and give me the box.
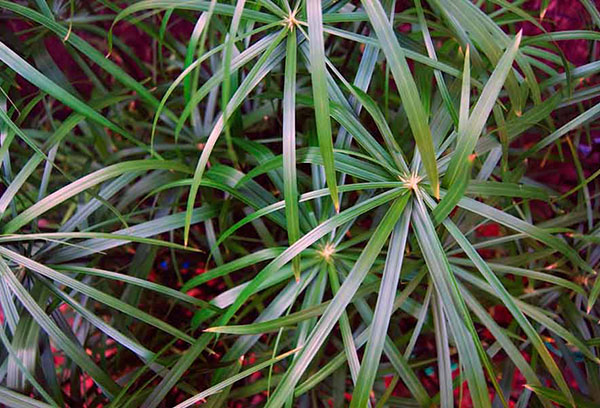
[433,184,440,200]
[63,25,72,43]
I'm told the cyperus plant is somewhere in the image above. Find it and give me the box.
[0,0,599,407]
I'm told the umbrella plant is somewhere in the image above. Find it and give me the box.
[0,0,599,407]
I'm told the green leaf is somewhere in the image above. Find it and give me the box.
[360,0,439,197]
[412,193,491,408]
[282,31,301,278]
[0,257,121,398]
[456,195,593,274]
[459,45,471,135]
[524,385,600,408]
[3,160,190,234]
[432,293,453,408]
[0,1,174,118]
[520,102,600,159]
[461,288,552,408]
[0,386,56,408]
[307,0,339,211]
[0,323,59,407]
[432,155,474,225]
[444,31,522,188]
[266,195,409,407]
[465,181,552,200]
[0,247,196,344]
[54,265,219,311]
[173,349,301,408]
[220,0,246,167]
[183,29,287,245]
[414,0,459,127]
[580,0,600,28]
[351,202,412,407]
[140,189,407,408]
[205,303,325,335]
[0,232,198,253]
[48,205,218,263]
[112,0,278,27]
[440,213,575,407]
[453,267,599,364]
[0,41,154,155]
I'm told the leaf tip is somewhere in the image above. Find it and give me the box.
[63,25,72,43]
[515,29,523,43]
[288,346,303,355]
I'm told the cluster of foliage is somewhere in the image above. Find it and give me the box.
[0,0,599,406]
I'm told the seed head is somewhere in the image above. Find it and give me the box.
[318,243,335,261]
[400,172,422,192]
[283,8,300,30]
